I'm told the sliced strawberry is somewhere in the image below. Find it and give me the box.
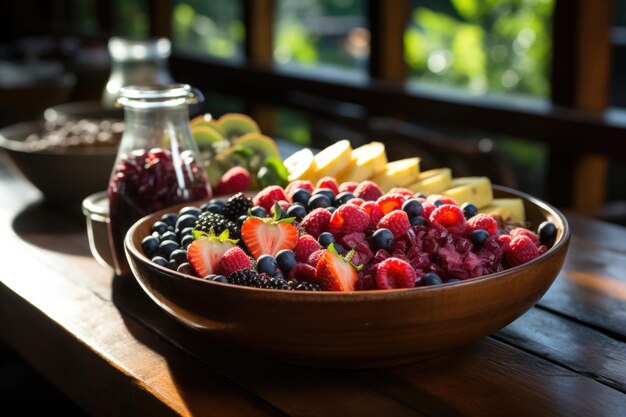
[241,217,298,259]
[187,236,236,277]
[313,249,359,291]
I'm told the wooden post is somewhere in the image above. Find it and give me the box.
[148,0,171,38]
[368,0,410,84]
[244,0,276,134]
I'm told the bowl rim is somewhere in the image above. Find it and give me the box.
[124,184,570,300]
[0,119,119,156]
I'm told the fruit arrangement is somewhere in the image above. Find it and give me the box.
[190,113,288,195]
[139,175,558,292]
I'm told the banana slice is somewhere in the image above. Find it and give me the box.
[369,157,421,191]
[481,198,526,223]
[313,139,353,181]
[284,148,316,182]
[338,142,388,183]
[408,168,452,196]
[442,177,493,208]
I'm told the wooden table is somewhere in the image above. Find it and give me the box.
[1,156,625,417]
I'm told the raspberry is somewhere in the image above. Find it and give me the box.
[375,258,416,289]
[388,187,414,198]
[352,241,374,265]
[288,262,317,282]
[338,182,359,193]
[498,234,512,250]
[316,176,339,195]
[328,204,369,236]
[429,204,466,234]
[285,180,314,198]
[339,232,366,249]
[293,235,322,263]
[376,193,406,215]
[377,210,411,238]
[215,166,251,195]
[361,201,384,228]
[509,228,540,245]
[253,186,288,213]
[300,208,331,238]
[217,247,252,276]
[420,202,437,220]
[505,235,541,267]
[270,200,290,217]
[354,180,383,201]
[427,194,457,206]
[307,249,326,267]
[467,214,498,236]
[348,198,365,206]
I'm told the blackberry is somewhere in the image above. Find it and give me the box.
[224,192,252,221]
[268,277,291,290]
[194,211,238,237]
[228,268,270,288]
[292,281,321,291]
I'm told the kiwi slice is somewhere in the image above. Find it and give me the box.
[191,113,225,136]
[217,113,261,141]
[233,133,280,172]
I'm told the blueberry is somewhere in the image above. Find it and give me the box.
[152,231,160,239]
[276,249,296,273]
[151,221,168,235]
[538,221,557,247]
[160,230,177,242]
[177,262,194,275]
[433,200,444,207]
[446,278,462,284]
[415,193,426,199]
[158,240,180,258]
[237,215,248,228]
[160,213,178,227]
[291,188,312,206]
[410,216,427,226]
[287,204,307,221]
[180,227,194,238]
[422,273,443,286]
[168,259,178,270]
[461,202,478,219]
[203,274,216,281]
[308,194,331,210]
[326,206,337,214]
[212,275,228,283]
[250,206,267,218]
[314,187,336,201]
[318,232,335,247]
[200,202,211,212]
[372,228,394,250]
[209,198,226,208]
[332,243,345,254]
[206,203,225,215]
[257,254,278,276]
[151,256,168,267]
[178,206,202,218]
[176,214,198,230]
[335,192,355,206]
[470,229,489,246]
[169,249,188,264]
[402,199,423,218]
[141,236,160,257]
[181,234,194,248]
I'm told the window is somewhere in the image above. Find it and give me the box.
[172,0,245,60]
[404,0,554,98]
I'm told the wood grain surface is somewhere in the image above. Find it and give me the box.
[0,158,625,416]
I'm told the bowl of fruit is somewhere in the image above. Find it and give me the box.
[125,141,569,369]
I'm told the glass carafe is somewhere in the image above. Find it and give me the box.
[107,84,212,276]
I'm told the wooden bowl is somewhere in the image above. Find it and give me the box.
[125,186,570,369]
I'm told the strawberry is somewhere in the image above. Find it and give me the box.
[354,180,383,201]
[338,181,359,193]
[313,247,360,291]
[288,263,317,282]
[285,180,314,198]
[505,235,541,267]
[375,258,416,289]
[316,176,339,195]
[377,210,411,238]
[376,193,406,215]
[429,204,466,234]
[186,230,237,277]
[300,208,331,238]
[253,185,288,212]
[293,235,322,263]
[217,247,252,276]
[388,187,414,198]
[509,228,540,245]
[241,213,299,259]
[328,204,369,236]
[467,214,499,236]
[214,166,250,195]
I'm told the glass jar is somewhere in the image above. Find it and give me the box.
[107,84,212,276]
[102,37,174,109]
